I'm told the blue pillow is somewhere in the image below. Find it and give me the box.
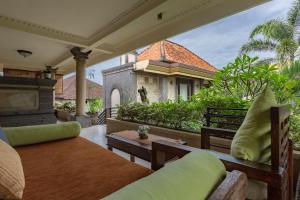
[0,128,9,144]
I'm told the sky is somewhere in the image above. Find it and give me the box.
[85,0,295,85]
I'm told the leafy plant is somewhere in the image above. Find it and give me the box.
[209,54,299,106]
[117,98,204,131]
[56,101,76,112]
[290,114,300,150]
[87,98,103,114]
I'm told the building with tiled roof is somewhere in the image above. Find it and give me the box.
[102,40,217,108]
[137,40,217,73]
[56,75,103,100]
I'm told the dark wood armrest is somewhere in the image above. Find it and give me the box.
[151,140,196,170]
[201,127,236,149]
[296,173,300,200]
[152,140,281,185]
[209,170,247,200]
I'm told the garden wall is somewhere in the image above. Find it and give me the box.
[106,118,232,154]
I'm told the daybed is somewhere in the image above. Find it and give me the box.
[0,122,247,200]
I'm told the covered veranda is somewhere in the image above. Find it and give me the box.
[0,0,267,127]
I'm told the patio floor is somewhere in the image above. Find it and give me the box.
[80,125,150,168]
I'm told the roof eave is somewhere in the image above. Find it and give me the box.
[135,59,215,80]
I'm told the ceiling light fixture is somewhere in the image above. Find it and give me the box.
[17,49,32,58]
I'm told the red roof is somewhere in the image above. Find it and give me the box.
[56,75,103,100]
[137,40,217,72]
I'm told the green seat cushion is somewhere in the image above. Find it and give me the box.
[231,86,277,164]
[104,151,226,200]
[3,122,81,147]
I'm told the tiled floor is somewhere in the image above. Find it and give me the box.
[80,125,151,168]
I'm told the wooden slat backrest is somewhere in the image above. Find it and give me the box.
[270,106,293,200]
[200,106,293,200]
[271,106,290,169]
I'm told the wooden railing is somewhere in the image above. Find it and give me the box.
[203,107,247,139]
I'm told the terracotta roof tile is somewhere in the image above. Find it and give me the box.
[137,40,217,72]
[56,75,103,100]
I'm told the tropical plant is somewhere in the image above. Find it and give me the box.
[117,92,250,131]
[275,60,300,111]
[87,98,103,114]
[117,98,204,131]
[290,114,300,150]
[241,1,300,65]
[56,101,76,112]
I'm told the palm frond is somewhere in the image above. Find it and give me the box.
[281,60,300,79]
[288,0,300,26]
[240,39,277,54]
[255,58,276,65]
[250,19,294,41]
[276,38,298,63]
[293,4,300,42]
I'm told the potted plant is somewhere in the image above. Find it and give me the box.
[137,125,150,139]
[87,98,103,125]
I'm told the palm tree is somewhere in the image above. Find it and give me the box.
[282,60,300,78]
[241,0,300,65]
[281,60,300,95]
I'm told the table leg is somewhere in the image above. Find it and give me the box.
[130,155,135,162]
[108,146,112,151]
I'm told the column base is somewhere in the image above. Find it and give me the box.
[75,115,92,128]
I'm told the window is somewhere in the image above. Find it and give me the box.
[151,77,158,84]
[176,78,194,100]
[144,77,149,84]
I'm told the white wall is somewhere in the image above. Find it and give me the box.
[136,74,160,103]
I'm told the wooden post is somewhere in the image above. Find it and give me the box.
[206,107,211,127]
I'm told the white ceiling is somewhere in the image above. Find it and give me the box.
[0,0,269,74]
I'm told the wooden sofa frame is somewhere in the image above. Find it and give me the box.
[151,141,248,200]
[152,106,293,200]
[201,106,293,200]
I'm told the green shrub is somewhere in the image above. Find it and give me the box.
[290,114,300,150]
[117,95,249,131]
[87,98,103,114]
[117,98,203,131]
[56,101,76,113]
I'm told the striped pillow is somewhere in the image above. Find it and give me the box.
[0,140,25,199]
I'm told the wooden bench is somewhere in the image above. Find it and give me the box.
[152,106,293,200]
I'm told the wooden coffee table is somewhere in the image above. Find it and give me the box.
[106,130,186,162]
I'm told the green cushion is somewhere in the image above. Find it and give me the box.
[3,122,81,147]
[231,86,277,164]
[103,151,226,200]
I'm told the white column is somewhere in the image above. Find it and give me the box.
[70,47,91,116]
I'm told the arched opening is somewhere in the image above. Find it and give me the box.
[111,88,121,108]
